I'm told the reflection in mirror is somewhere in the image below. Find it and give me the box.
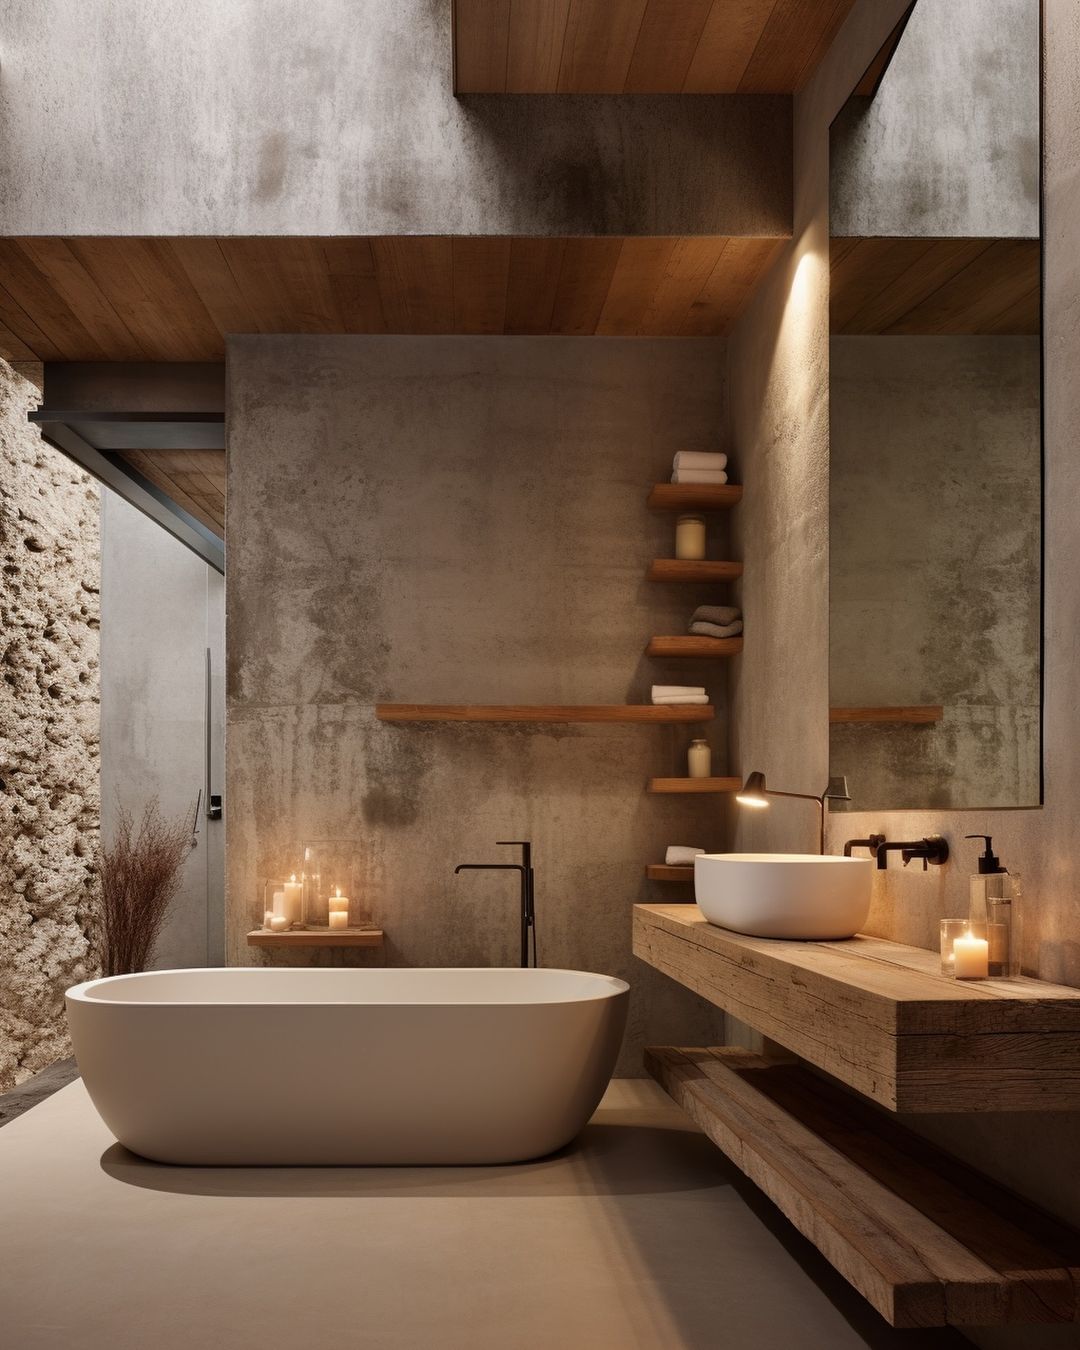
[828,0,1041,813]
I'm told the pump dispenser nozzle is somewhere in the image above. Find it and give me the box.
[965,834,1005,874]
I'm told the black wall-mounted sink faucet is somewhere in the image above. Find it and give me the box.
[843,834,886,858]
[454,840,537,968]
[874,836,949,871]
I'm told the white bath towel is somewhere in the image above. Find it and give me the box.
[666,846,705,866]
[652,685,707,700]
[671,468,729,484]
[692,605,741,627]
[652,694,710,706]
[690,620,743,639]
[673,451,728,472]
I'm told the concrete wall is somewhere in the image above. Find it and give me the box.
[226,335,729,1073]
[730,2,1080,1345]
[830,0,1040,238]
[0,0,790,238]
[0,360,99,1090]
[830,335,1041,811]
[100,491,224,969]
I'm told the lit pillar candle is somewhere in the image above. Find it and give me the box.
[953,931,989,979]
[328,886,350,929]
[283,876,303,926]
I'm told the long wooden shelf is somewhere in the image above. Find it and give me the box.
[633,903,1080,1112]
[645,864,696,881]
[647,1047,1080,1329]
[376,704,714,724]
[831,705,944,724]
[647,483,742,511]
[247,927,384,949]
[646,636,743,658]
[647,777,741,794]
[647,559,743,582]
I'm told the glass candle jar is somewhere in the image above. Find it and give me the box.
[301,839,373,928]
[940,920,989,979]
[675,514,706,561]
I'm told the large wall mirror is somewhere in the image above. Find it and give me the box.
[828,0,1042,812]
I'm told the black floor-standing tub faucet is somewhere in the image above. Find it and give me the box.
[453,840,537,968]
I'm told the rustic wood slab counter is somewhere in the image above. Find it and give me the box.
[633,903,1080,1112]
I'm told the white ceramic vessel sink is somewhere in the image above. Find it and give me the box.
[694,853,873,940]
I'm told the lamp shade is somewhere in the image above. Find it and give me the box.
[735,771,769,809]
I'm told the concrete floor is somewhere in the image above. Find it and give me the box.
[0,1077,966,1350]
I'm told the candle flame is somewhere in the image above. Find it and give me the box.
[290,873,297,883]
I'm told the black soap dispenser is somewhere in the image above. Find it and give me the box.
[965,835,1021,978]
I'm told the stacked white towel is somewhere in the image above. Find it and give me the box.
[651,684,709,706]
[670,450,729,485]
[689,604,742,639]
[665,846,705,866]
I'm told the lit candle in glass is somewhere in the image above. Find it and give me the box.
[328,886,349,929]
[953,929,989,979]
[282,875,303,927]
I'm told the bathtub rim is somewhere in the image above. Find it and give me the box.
[66,966,630,1008]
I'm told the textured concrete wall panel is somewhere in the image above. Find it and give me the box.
[0,0,791,238]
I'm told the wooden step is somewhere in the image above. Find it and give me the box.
[647,559,743,582]
[375,704,715,723]
[647,483,742,511]
[646,636,743,658]
[645,864,695,881]
[634,904,1080,1113]
[647,777,741,793]
[646,1047,1080,1329]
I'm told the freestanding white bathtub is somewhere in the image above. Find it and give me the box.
[65,967,629,1166]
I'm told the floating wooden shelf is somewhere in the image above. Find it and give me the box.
[647,484,742,511]
[247,927,384,949]
[376,704,714,724]
[647,559,743,582]
[830,705,944,724]
[648,777,741,794]
[646,636,743,658]
[645,864,696,881]
[647,1047,1080,1330]
[634,904,1080,1113]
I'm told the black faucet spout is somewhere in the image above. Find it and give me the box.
[875,836,949,870]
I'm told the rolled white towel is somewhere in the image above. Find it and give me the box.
[652,694,710,705]
[652,685,707,700]
[690,620,743,639]
[673,451,728,472]
[692,605,740,627]
[671,468,729,484]
[666,846,705,867]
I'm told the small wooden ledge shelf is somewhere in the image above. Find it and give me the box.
[247,927,384,949]
[375,704,714,724]
[647,484,742,511]
[647,776,741,794]
[830,705,944,724]
[647,559,743,582]
[646,636,743,658]
[634,904,1080,1113]
[645,864,695,881]
[646,1047,1080,1329]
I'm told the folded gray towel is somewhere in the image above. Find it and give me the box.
[692,605,741,626]
[673,451,727,472]
[666,846,705,866]
[690,620,743,639]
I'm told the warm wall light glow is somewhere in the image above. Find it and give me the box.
[735,770,770,809]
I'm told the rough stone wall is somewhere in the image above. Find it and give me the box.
[0,359,100,1091]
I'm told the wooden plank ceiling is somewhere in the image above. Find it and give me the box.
[830,237,1041,335]
[0,235,785,363]
[453,0,858,93]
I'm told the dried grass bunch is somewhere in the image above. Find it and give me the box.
[98,798,197,976]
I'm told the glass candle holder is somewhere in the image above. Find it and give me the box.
[262,877,302,930]
[940,920,989,979]
[301,839,372,928]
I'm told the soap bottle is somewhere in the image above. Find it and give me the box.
[966,834,1021,977]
